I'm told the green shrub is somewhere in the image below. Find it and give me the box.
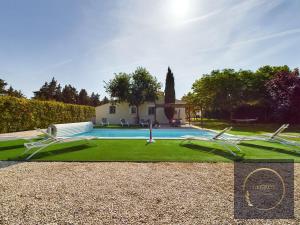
[0,96,95,133]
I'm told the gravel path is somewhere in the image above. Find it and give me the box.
[0,162,299,225]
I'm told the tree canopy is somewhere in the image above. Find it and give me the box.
[105,67,161,122]
[33,77,61,101]
[0,79,7,94]
[266,68,300,123]
[185,65,300,123]
[33,77,102,106]
[0,78,24,98]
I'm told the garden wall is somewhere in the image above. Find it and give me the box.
[0,96,95,133]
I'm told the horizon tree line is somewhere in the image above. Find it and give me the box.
[33,77,108,107]
[0,77,108,107]
[3,64,300,124]
[0,78,24,98]
[183,65,300,123]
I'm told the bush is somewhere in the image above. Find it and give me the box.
[0,96,95,133]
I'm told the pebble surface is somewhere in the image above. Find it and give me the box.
[0,162,299,225]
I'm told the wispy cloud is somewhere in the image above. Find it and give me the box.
[196,28,300,53]
[179,9,223,25]
[33,58,73,75]
[0,0,299,98]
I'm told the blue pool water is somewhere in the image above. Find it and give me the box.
[72,128,217,139]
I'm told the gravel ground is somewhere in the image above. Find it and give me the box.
[0,162,299,225]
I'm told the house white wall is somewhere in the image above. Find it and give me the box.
[95,96,186,125]
[96,102,156,125]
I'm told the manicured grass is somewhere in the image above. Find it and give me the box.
[193,118,300,137]
[1,138,300,162]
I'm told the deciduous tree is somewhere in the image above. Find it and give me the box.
[266,68,300,122]
[105,67,161,123]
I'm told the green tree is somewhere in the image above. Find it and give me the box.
[55,84,63,102]
[62,85,78,104]
[105,67,161,123]
[90,92,101,107]
[182,92,199,124]
[33,77,61,101]
[129,67,161,122]
[78,89,90,105]
[6,86,24,98]
[191,69,243,119]
[104,73,130,102]
[101,96,109,105]
[187,65,293,121]
[0,79,24,98]
[164,67,176,122]
[0,79,7,94]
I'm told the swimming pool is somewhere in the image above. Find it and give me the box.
[72,128,217,139]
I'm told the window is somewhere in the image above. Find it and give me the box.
[148,107,155,115]
[131,106,137,114]
[109,106,116,114]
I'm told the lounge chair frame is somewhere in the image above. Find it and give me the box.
[181,127,242,156]
[101,118,109,126]
[222,124,300,153]
[120,119,130,127]
[24,129,94,160]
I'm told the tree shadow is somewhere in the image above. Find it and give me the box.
[12,144,93,161]
[240,142,300,157]
[0,144,24,151]
[181,142,244,161]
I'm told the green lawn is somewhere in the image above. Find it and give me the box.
[0,120,299,162]
[193,118,300,136]
[1,138,300,162]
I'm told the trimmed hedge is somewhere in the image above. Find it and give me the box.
[0,96,95,133]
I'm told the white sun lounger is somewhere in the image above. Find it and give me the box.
[232,124,300,151]
[140,119,149,127]
[24,122,95,160]
[181,127,242,156]
[120,118,129,127]
[232,124,289,142]
[101,118,109,126]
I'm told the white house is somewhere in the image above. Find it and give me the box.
[95,95,186,125]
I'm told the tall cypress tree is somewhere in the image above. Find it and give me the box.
[0,79,7,94]
[164,67,176,122]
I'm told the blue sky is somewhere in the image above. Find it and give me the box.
[0,0,300,98]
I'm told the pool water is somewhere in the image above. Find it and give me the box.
[72,128,217,139]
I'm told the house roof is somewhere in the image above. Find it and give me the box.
[175,99,186,104]
[95,94,186,108]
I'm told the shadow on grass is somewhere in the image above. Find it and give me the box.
[0,161,24,169]
[181,143,244,161]
[240,143,300,157]
[0,144,24,151]
[11,144,93,161]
